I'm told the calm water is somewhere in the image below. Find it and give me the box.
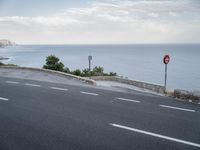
[1,44,200,91]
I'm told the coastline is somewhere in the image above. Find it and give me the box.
[1,44,200,91]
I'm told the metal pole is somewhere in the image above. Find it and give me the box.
[88,55,92,71]
[89,59,91,71]
[164,64,167,93]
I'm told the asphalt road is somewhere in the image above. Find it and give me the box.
[0,76,200,150]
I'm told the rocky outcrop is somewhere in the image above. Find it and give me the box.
[0,39,16,47]
[173,89,200,103]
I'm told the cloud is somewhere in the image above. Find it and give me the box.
[0,0,199,44]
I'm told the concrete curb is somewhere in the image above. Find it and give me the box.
[0,66,96,85]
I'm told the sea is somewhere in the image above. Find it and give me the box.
[0,44,200,91]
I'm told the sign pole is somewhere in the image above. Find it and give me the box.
[89,59,91,71]
[164,64,167,93]
[88,55,92,71]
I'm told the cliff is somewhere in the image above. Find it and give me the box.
[0,39,16,47]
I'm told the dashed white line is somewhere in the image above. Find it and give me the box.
[0,97,9,101]
[25,83,41,87]
[110,123,200,148]
[116,97,140,103]
[80,91,99,96]
[50,87,68,91]
[160,104,195,112]
[6,81,19,84]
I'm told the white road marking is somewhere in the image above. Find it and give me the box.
[0,97,9,101]
[160,105,195,112]
[116,97,140,103]
[25,83,41,87]
[110,123,200,148]
[50,87,68,91]
[6,81,19,84]
[80,91,99,96]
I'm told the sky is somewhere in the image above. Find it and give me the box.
[0,0,199,44]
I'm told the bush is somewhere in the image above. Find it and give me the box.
[109,72,117,76]
[64,67,70,73]
[92,66,104,76]
[72,69,82,76]
[43,55,64,72]
[82,68,91,77]
[0,62,17,66]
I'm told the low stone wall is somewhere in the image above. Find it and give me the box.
[89,76,200,103]
[0,66,96,85]
[89,76,165,94]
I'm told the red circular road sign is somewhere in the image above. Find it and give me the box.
[163,55,170,64]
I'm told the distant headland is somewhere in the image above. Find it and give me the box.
[0,39,16,47]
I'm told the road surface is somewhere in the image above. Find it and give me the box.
[0,76,199,150]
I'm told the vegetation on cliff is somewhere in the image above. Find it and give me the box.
[0,62,17,66]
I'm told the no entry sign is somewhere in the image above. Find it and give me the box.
[163,54,170,93]
[163,55,170,64]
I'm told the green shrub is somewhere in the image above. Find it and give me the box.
[109,72,117,76]
[0,62,17,66]
[43,55,64,72]
[92,66,104,76]
[64,67,70,73]
[72,69,82,76]
[82,68,91,77]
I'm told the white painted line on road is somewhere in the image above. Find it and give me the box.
[160,105,195,112]
[80,91,99,96]
[6,81,19,84]
[25,83,41,87]
[116,97,140,103]
[110,123,200,148]
[0,97,9,101]
[50,87,68,91]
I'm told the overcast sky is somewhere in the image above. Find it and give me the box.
[0,0,199,44]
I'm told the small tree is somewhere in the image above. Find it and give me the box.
[109,72,117,76]
[43,55,64,72]
[63,67,70,73]
[82,68,91,77]
[92,66,104,76]
[72,69,82,76]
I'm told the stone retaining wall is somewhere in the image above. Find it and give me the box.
[89,76,200,103]
[89,76,165,94]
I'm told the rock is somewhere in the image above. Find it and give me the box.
[174,89,200,103]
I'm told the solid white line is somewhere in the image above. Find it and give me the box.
[110,123,200,148]
[50,87,68,91]
[6,81,19,84]
[116,97,140,103]
[0,97,9,101]
[80,91,99,96]
[160,105,195,112]
[25,83,41,87]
